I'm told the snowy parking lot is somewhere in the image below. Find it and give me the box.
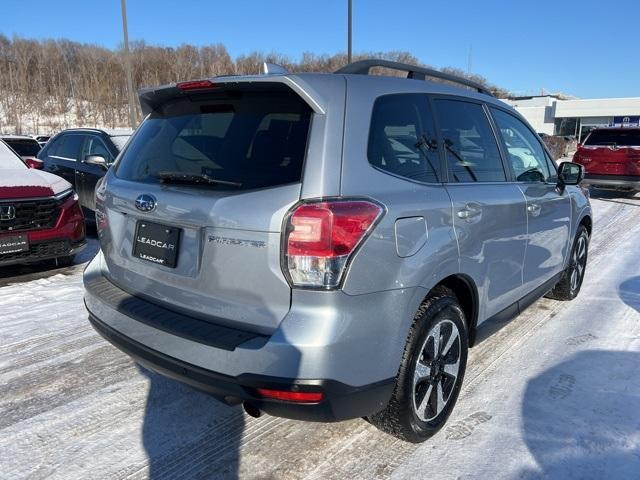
[1,192,639,480]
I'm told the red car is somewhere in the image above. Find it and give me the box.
[0,139,86,267]
[573,127,640,193]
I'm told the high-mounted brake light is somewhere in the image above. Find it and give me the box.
[176,79,218,91]
[256,388,323,403]
[284,199,383,289]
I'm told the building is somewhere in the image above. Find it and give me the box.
[502,95,640,141]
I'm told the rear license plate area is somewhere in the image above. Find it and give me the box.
[133,221,181,268]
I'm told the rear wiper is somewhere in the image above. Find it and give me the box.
[155,171,242,188]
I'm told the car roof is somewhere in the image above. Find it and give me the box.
[139,71,508,118]
[0,134,39,141]
[589,127,640,132]
[57,128,133,137]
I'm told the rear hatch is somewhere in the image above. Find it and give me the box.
[575,129,640,176]
[97,80,321,334]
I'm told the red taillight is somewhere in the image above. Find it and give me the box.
[176,79,218,91]
[24,157,43,169]
[256,388,323,403]
[284,199,383,289]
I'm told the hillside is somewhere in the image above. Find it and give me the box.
[0,35,509,135]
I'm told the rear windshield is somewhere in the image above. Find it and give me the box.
[4,138,41,156]
[0,141,27,170]
[584,130,640,147]
[115,88,312,190]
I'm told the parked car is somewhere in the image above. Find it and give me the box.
[1,135,43,169]
[35,135,51,148]
[573,127,640,193]
[83,60,592,443]
[0,139,86,267]
[39,128,132,212]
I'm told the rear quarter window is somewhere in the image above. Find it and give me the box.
[115,88,312,190]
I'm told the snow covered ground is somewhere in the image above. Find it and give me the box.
[1,192,639,480]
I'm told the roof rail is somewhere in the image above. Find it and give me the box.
[334,59,493,96]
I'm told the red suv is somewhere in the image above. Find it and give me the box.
[573,128,640,193]
[0,139,86,267]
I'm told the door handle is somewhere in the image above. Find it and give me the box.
[457,204,482,221]
[527,203,542,216]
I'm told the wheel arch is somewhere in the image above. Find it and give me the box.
[579,214,592,237]
[424,274,479,348]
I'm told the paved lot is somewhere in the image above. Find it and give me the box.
[1,191,639,479]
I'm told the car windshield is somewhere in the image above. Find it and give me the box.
[115,87,312,190]
[3,138,41,156]
[0,141,27,170]
[584,130,640,147]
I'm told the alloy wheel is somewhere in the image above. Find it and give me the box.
[570,234,587,293]
[412,319,461,422]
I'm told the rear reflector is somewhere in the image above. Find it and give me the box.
[284,199,383,289]
[256,388,323,403]
[176,79,218,91]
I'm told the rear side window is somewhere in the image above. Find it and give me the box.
[4,139,40,157]
[115,88,312,190]
[491,108,552,182]
[434,99,505,183]
[584,130,640,147]
[368,94,441,183]
[54,135,85,160]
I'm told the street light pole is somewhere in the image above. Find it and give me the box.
[120,0,137,129]
[347,0,352,64]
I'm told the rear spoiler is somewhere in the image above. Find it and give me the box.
[138,77,326,116]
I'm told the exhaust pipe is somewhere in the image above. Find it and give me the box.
[243,402,262,418]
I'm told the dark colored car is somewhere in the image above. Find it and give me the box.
[573,128,640,193]
[36,135,51,148]
[0,139,85,267]
[1,135,44,169]
[39,128,132,212]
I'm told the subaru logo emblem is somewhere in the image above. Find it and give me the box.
[135,194,156,212]
[0,205,16,221]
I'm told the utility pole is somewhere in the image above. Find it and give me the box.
[347,0,353,63]
[120,0,137,129]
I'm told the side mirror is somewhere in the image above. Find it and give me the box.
[85,155,109,170]
[558,161,585,186]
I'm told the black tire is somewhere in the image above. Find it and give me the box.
[55,254,76,268]
[367,286,469,443]
[546,225,589,301]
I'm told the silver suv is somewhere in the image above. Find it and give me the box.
[84,59,592,442]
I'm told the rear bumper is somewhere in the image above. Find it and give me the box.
[583,174,640,190]
[89,312,393,422]
[83,252,422,421]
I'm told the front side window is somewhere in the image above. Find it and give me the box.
[367,94,441,183]
[84,136,113,162]
[491,108,551,182]
[434,99,505,183]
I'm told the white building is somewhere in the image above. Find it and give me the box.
[502,95,640,141]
